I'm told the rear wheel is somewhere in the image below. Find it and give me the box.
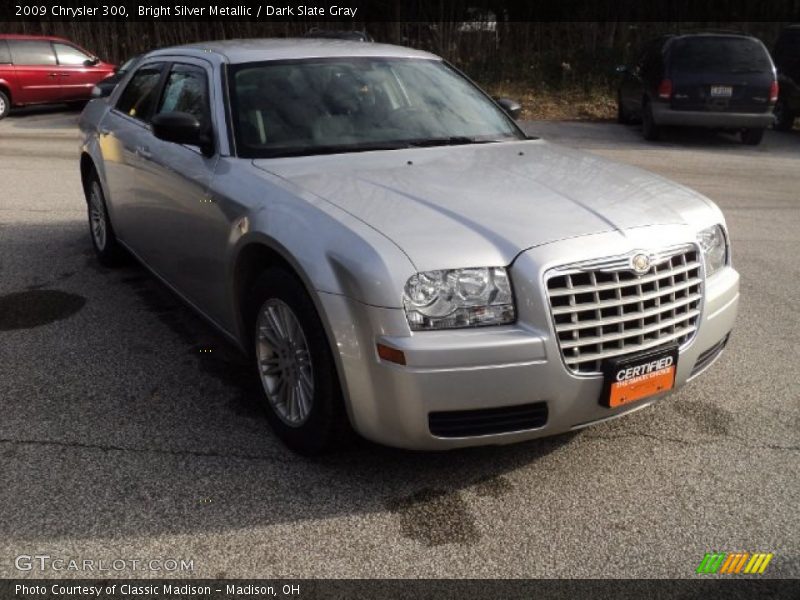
[773,97,795,131]
[0,90,10,120]
[84,173,126,266]
[741,128,765,146]
[642,100,660,141]
[247,268,351,455]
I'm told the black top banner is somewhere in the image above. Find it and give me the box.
[0,0,799,22]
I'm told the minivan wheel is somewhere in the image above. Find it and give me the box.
[741,128,765,146]
[248,268,351,455]
[642,101,660,141]
[773,97,795,131]
[85,175,126,267]
[0,90,10,120]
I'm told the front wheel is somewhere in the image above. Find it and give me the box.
[773,97,795,131]
[741,128,765,146]
[0,90,10,120]
[248,268,351,455]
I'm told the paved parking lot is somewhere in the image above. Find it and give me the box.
[1,108,798,578]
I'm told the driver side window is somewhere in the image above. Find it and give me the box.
[156,64,210,128]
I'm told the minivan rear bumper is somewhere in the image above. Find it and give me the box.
[652,104,775,129]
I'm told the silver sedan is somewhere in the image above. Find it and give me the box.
[78,39,739,453]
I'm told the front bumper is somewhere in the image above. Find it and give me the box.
[651,103,774,129]
[320,229,740,450]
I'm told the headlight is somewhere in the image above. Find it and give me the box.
[403,267,515,330]
[697,225,728,277]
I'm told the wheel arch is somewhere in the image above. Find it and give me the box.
[79,152,96,197]
[231,236,357,425]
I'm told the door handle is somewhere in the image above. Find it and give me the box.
[48,72,58,78]
[136,145,152,160]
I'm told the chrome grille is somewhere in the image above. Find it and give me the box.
[546,246,703,375]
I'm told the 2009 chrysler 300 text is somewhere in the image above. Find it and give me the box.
[78,39,739,453]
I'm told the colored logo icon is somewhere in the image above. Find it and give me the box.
[696,552,774,574]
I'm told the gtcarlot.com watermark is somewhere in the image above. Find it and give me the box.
[15,554,194,573]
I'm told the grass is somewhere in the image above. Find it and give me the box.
[483,81,617,121]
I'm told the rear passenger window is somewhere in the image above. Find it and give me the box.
[116,63,165,122]
[0,40,11,64]
[156,64,210,127]
[8,40,57,66]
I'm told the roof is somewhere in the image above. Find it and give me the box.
[147,38,439,64]
[0,34,71,42]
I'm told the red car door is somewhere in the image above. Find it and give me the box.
[7,39,61,104]
[52,42,115,101]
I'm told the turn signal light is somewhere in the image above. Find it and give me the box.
[377,343,406,365]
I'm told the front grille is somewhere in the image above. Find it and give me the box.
[429,402,548,438]
[690,333,730,378]
[546,246,703,375]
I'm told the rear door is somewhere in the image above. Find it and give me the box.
[7,39,61,104]
[668,36,774,113]
[99,61,168,251]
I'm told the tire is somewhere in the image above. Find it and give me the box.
[642,100,660,141]
[0,90,10,120]
[741,128,765,146]
[84,172,127,267]
[773,97,795,132]
[247,267,351,455]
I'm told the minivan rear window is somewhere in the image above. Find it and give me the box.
[0,40,11,64]
[9,40,57,66]
[670,37,771,74]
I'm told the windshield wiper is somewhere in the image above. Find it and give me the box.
[256,141,417,158]
[406,136,509,147]
[252,136,518,159]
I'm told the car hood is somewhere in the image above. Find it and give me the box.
[254,139,716,271]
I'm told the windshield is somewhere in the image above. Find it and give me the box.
[670,37,772,74]
[229,57,524,158]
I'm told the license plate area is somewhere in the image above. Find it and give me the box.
[710,85,733,97]
[601,345,679,408]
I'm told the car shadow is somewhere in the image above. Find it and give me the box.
[0,220,579,542]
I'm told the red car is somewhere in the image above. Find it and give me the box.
[0,34,115,119]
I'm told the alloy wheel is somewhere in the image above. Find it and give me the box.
[89,182,107,251]
[255,299,314,427]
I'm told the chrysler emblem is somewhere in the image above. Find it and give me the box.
[631,253,651,275]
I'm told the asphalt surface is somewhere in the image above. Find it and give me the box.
[0,107,798,579]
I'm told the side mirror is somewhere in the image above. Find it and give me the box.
[84,57,101,67]
[615,64,628,74]
[91,84,113,99]
[496,97,522,120]
[151,112,214,156]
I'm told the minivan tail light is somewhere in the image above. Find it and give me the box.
[657,79,673,100]
[769,80,779,103]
